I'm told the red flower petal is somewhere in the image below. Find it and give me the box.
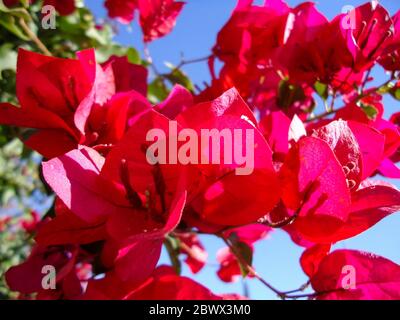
[311,250,400,300]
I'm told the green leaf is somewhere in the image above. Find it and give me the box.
[278,79,306,109]
[0,12,29,40]
[377,81,395,94]
[314,81,328,100]
[127,47,141,65]
[0,0,31,20]
[228,233,253,278]
[164,236,182,275]
[360,102,378,119]
[148,77,169,104]
[0,43,17,79]
[1,187,15,204]
[3,138,23,157]
[95,45,128,63]
[85,27,108,45]
[235,241,253,277]
[164,62,195,92]
[390,87,400,101]
[20,0,29,8]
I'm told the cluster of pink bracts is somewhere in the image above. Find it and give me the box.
[1,0,400,300]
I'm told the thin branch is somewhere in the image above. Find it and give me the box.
[174,54,212,70]
[281,281,311,295]
[18,18,51,56]
[328,90,337,112]
[178,240,202,261]
[143,44,161,76]
[360,68,372,94]
[308,71,400,123]
[306,106,345,123]
[221,236,286,299]
[261,212,298,229]
[160,54,212,79]
[284,292,318,299]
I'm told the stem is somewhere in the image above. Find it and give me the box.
[281,281,311,295]
[306,106,345,123]
[143,44,161,76]
[284,292,318,299]
[175,229,318,299]
[308,71,400,123]
[174,54,211,70]
[159,54,212,80]
[178,240,201,261]
[144,44,210,79]
[18,18,51,56]
[221,236,286,299]
[261,213,298,228]
[361,68,372,93]
[328,90,337,111]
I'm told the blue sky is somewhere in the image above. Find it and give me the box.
[86,0,400,299]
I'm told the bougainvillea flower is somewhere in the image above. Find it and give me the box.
[259,111,291,162]
[104,0,137,23]
[126,266,221,300]
[208,0,291,112]
[176,233,208,274]
[43,140,186,241]
[311,250,400,300]
[330,67,366,95]
[86,90,151,150]
[335,96,400,179]
[342,2,394,71]
[104,0,185,42]
[138,0,185,42]
[0,49,106,158]
[216,246,244,283]
[378,110,400,177]
[379,10,400,71]
[279,136,351,242]
[5,245,79,295]
[1,48,96,131]
[43,147,120,224]
[260,112,307,160]
[374,119,400,177]
[84,265,224,300]
[20,211,42,234]
[35,199,107,246]
[347,120,385,180]
[175,88,281,226]
[390,112,400,163]
[0,49,149,158]
[312,120,363,191]
[99,110,187,243]
[213,0,289,68]
[276,3,353,85]
[82,239,166,300]
[300,244,331,278]
[102,55,148,96]
[43,113,187,288]
[155,84,194,119]
[378,158,400,179]
[315,180,400,243]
